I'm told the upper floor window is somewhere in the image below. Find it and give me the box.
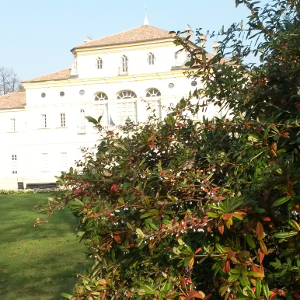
[146,88,161,97]
[60,113,66,127]
[95,92,108,101]
[148,53,155,65]
[41,114,47,128]
[96,58,103,69]
[117,90,137,100]
[121,55,128,73]
[10,118,16,132]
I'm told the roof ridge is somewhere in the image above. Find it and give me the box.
[73,25,173,50]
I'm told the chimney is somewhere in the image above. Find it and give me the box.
[185,25,194,42]
[212,41,221,55]
[198,35,207,49]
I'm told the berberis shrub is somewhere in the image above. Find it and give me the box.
[40,1,300,299]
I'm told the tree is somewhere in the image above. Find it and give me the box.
[39,1,300,299]
[0,67,20,95]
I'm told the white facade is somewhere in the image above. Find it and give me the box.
[0,25,220,190]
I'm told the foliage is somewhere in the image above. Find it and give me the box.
[0,67,20,95]
[41,1,300,299]
[0,188,60,194]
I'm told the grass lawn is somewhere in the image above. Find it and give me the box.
[0,193,91,300]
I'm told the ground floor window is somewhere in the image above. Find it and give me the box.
[41,153,48,171]
[116,101,137,124]
[12,154,17,174]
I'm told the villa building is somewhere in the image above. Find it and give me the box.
[0,22,221,190]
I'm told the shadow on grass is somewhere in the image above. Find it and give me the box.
[0,194,92,300]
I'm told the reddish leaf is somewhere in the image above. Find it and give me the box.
[176,122,184,127]
[280,131,289,138]
[259,250,265,264]
[74,189,86,196]
[272,289,286,297]
[102,291,107,300]
[204,294,212,300]
[217,197,225,201]
[225,260,231,273]
[218,223,224,235]
[252,265,264,275]
[223,213,232,221]
[114,235,121,243]
[269,292,277,300]
[261,217,271,221]
[148,143,157,149]
[185,292,204,300]
[256,222,264,239]
[111,184,118,192]
[195,247,202,254]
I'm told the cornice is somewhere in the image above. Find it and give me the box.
[74,40,177,56]
[23,70,189,89]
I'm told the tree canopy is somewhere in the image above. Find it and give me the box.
[0,67,20,95]
[40,1,300,299]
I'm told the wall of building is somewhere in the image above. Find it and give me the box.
[0,40,221,190]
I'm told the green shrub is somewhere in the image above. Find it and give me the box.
[42,1,300,299]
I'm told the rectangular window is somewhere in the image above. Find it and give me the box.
[146,99,161,121]
[10,118,16,131]
[122,56,128,73]
[80,109,85,129]
[12,154,17,174]
[116,101,137,125]
[41,114,47,128]
[41,153,48,171]
[60,113,66,127]
[60,152,67,171]
[95,103,108,126]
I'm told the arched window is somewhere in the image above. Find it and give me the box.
[95,92,108,101]
[116,90,137,124]
[96,58,103,69]
[146,88,161,97]
[94,92,108,126]
[121,55,128,73]
[148,53,155,65]
[117,90,137,99]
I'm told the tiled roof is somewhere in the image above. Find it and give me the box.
[73,25,176,49]
[205,53,231,64]
[0,92,26,110]
[23,68,71,83]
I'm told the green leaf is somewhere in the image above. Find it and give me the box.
[272,196,292,207]
[206,212,219,218]
[248,271,264,278]
[85,116,98,124]
[228,274,240,282]
[272,231,298,238]
[136,228,144,238]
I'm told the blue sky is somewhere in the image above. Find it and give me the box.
[0,0,253,81]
